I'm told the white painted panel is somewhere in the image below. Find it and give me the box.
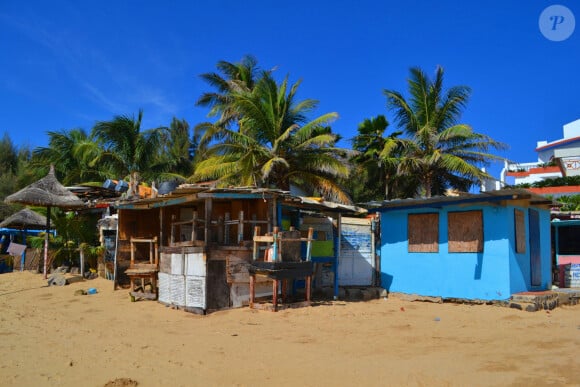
[158,272,171,304]
[170,274,186,306]
[170,253,184,275]
[184,252,206,276]
[185,275,206,309]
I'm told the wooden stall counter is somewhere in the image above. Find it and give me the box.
[249,227,314,311]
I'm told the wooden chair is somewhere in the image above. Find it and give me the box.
[125,237,159,301]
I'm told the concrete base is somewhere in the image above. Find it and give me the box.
[552,288,580,306]
[339,286,387,301]
[510,291,559,312]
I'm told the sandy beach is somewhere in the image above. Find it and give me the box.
[0,271,579,387]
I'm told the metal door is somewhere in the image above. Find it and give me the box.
[339,217,375,286]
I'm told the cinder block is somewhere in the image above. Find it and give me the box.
[345,288,363,301]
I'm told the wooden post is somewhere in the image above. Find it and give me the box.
[249,274,255,307]
[252,226,260,261]
[154,237,158,266]
[130,238,135,266]
[272,227,279,262]
[272,197,277,233]
[221,213,227,244]
[149,239,154,264]
[43,205,51,279]
[238,211,244,244]
[192,211,198,242]
[305,227,314,261]
[79,249,85,278]
[204,198,212,245]
[272,279,278,311]
[170,214,176,245]
[113,216,120,290]
[159,207,164,248]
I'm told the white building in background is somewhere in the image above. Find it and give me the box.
[495,119,580,197]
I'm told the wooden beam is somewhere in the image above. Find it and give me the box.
[205,197,212,245]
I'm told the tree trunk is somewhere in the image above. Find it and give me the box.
[128,171,141,198]
[423,174,432,198]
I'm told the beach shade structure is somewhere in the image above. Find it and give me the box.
[0,208,48,230]
[4,165,85,278]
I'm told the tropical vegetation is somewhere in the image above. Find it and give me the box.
[378,66,506,198]
[193,56,352,203]
[0,59,514,263]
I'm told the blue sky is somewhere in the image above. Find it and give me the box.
[1,0,579,181]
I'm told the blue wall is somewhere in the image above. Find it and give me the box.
[507,207,552,294]
[379,204,551,300]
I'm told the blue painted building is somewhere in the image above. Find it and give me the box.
[368,190,554,301]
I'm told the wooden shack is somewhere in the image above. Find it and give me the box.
[114,186,365,313]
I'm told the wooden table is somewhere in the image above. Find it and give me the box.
[248,261,314,311]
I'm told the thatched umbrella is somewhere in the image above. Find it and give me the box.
[0,208,48,271]
[4,165,85,278]
[0,208,48,229]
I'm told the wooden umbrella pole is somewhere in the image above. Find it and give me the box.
[44,206,51,279]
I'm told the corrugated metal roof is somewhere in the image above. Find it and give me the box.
[364,189,557,211]
[115,185,366,215]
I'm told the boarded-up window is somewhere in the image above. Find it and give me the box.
[408,213,439,252]
[514,209,526,253]
[448,211,483,253]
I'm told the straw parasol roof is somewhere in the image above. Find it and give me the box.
[4,165,85,278]
[5,165,85,209]
[0,208,48,229]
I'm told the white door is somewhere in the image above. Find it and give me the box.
[339,217,375,286]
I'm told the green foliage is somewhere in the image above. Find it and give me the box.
[0,132,19,175]
[157,117,196,180]
[0,134,33,219]
[511,175,580,189]
[31,128,106,185]
[348,115,419,202]
[194,58,352,203]
[381,67,506,198]
[555,195,580,211]
[27,209,99,268]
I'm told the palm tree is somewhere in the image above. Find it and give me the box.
[349,115,418,201]
[383,67,506,198]
[193,72,353,203]
[32,129,104,185]
[92,110,168,197]
[158,117,195,179]
[196,55,265,127]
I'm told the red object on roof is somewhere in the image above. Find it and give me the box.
[535,136,580,151]
[506,165,562,178]
[527,185,580,195]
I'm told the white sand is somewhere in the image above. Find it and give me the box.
[1,271,579,386]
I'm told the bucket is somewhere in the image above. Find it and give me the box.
[158,180,179,195]
[103,179,117,190]
[115,181,129,192]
